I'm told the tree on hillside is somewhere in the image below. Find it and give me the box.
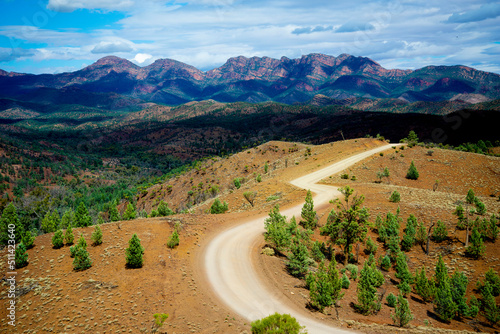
[73,245,92,271]
[75,202,92,227]
[320,186,369,265]
[15,242,29,268]
[91,225,103,246]
[126,234,144,268]
[157,201,174,216]
[108,202,121,222]
[122,203,136,220]
[391,293,413,327]
[64,224,74,245]
[264,205,292,254]
[406,161,419,180]
[0,203,24,245]
[52,229,64,249]
[210,198,228,214]
[300,190,317,230]
[286,239,311,278]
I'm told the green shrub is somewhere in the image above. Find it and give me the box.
[256,174,262,182]
[73,246,92,271]
[210,198,229,214]
[264,162,269,174]
[122,203,136,220]
[91,225,103,246]
[243,191,257,207]
[466,227,485,259]
[157,201,174,216]
[406,161,419,180]
[52,230,64,249]
[126,234,144,268]
[365,236,378,255]
[432,220,448,242]
[346,264,358,281]
[286,241,311,278]
[340,173,349,179]
[342,273,350,289]
[233,178,241,189]
[266,195,280,202]
[381,255,391,271]
[389,191,401,203]
[153,313,169,330]
[22,230,36,249]
[311,241,325,262]
[300,190,317,230]
[391,294,414,327]
[15,242,28,268]
[414,266,435,302]
[251,313,306,334]
[386,292,397,307]
[69,245,77,258]
[167,229,179,249]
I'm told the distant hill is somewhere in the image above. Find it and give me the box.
[1,53,499,107]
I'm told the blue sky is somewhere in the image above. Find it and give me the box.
[0,0,499,74]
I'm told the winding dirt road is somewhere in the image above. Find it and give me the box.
[204,144,398,333]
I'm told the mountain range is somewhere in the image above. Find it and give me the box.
[1,53,500,108]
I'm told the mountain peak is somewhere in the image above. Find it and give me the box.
[89,56,138,69]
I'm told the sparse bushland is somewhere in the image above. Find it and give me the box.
[210,198,228,214]
[126,234,144,268]
[251,313,306,334]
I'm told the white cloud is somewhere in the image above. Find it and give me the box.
[132,53,153,64]
[47,0,134,13]
[91,40,134,54]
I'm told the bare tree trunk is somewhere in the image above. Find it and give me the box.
[426,222,435,255]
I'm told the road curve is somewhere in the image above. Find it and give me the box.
[204,144,398,333]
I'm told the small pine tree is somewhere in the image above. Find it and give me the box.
[434,255,448,288]
[22,230,36,249]
[167,229,179,248]
[264,162,269,174]
[109,202,120,222]
[41,211,56,233]
[381,255,391,271]
[432,220,448,242]
[406,160,419,180]
[210,198,228,214]
[450,271,469,318]
[122,203,136,220]
[300,190,317,230]
[466,189,476,205]
[389,190,401,203]
[391,294,414,327]
[126,234,144,268]
[466,227,485,259]
[73,246,92,271]
[97,215,105,225]
[342,273,350,289]
[287,241,311,278]
[15,242,29,268]
[51,210,61,231]
[61,209,74,229]
[91,225,103,246]
[64,224,74,245]
[256,174,262,182]
[387,293,397,307]
[52,229,64,249]
[365,236,378,255]
[398,280,411,297]
[415,220,427,245]
[414,266,435,303]
[401,214,417,251]
[434,278,457,322]
[157,201,174,217]
[311,241,325,262]
[233,178,241,189]
[482,282,500,325]
[356,260,380,314]
[395,252,412,283]
[75,202,92,227]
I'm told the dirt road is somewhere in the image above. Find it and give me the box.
[204,144,398,333]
